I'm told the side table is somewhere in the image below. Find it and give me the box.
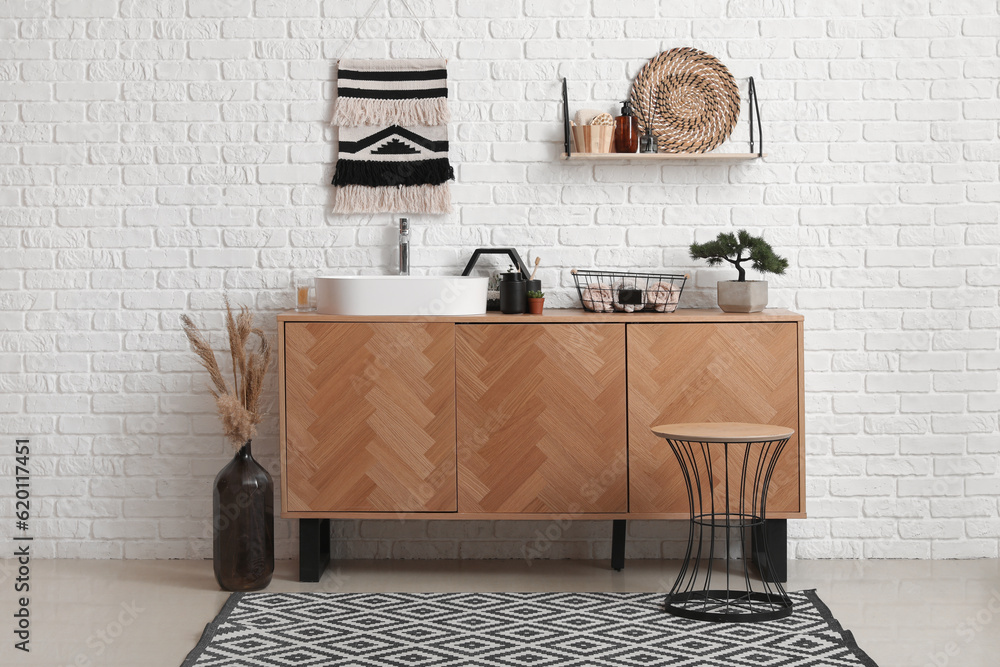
[651,422,794,623]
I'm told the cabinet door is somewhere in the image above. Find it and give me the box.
[456,324,627,513]
[628,322,801,515]
[284,322,456,512]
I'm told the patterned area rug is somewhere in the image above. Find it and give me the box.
[182,590,878,666]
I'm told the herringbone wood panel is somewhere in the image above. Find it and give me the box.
[456,324,627,513]
[284,322,456,512]
[628,322,800,514]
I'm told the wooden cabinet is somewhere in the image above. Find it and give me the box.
[279,310,805,521]
[282,321,457,513]
[627,322,802,516]
[455,324,627,513]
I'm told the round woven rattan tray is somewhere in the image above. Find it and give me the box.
[630,47,740,153]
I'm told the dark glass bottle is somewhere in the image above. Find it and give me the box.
[640,132,658,153]
[213,441,274,592]
[614,100,639,153]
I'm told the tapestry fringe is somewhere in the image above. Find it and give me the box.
[332,97,450,127]
[333,184,452,215]
[332,158,454,187]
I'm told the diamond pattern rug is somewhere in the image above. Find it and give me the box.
[182,590,878,666]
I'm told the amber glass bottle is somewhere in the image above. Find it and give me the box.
[614,100,639,153]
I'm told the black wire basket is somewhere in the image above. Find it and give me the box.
[572,269,688,313]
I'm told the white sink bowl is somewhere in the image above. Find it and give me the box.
[315,275,488,316]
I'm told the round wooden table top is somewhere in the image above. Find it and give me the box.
[651,422,795,443]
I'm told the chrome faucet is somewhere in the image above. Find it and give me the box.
[398,217,410,276]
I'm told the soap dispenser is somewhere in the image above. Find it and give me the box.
[614,100,639,154]
[499,265,526,314]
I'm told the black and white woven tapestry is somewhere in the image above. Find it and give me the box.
[333,58,449,127]
[182,590,879,666]
[331,58,454,214]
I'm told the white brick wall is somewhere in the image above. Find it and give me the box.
[0,1,997,562]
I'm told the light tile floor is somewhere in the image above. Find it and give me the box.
[0,558,997,666]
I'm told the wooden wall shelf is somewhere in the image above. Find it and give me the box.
[560,152,765,161]
[559,77,765,162]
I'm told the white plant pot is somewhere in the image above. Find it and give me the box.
[717,280,768,313]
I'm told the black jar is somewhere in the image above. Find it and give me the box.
[499,269,526,314]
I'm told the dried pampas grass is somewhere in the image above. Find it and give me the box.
[181,296,272,448]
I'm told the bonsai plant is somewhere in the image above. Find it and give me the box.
[526,290,545,315]
[689,230,788,313]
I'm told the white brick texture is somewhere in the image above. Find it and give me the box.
[0,2,998,562]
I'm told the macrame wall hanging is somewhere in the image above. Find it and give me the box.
[331,1,454,215]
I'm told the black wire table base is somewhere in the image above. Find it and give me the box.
[662,435,793,623]
[665,589,793,623]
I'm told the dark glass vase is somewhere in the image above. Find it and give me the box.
[213,441,274,592]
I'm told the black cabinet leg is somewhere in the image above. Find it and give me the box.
[611,520,626,571]
[753,518,787,583]
[299,518,331,582]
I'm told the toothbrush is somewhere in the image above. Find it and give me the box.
[529,256,541,281]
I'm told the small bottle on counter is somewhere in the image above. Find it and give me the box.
[639,133,658,153]
[614,100,639,153]
[293,275,315,312]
